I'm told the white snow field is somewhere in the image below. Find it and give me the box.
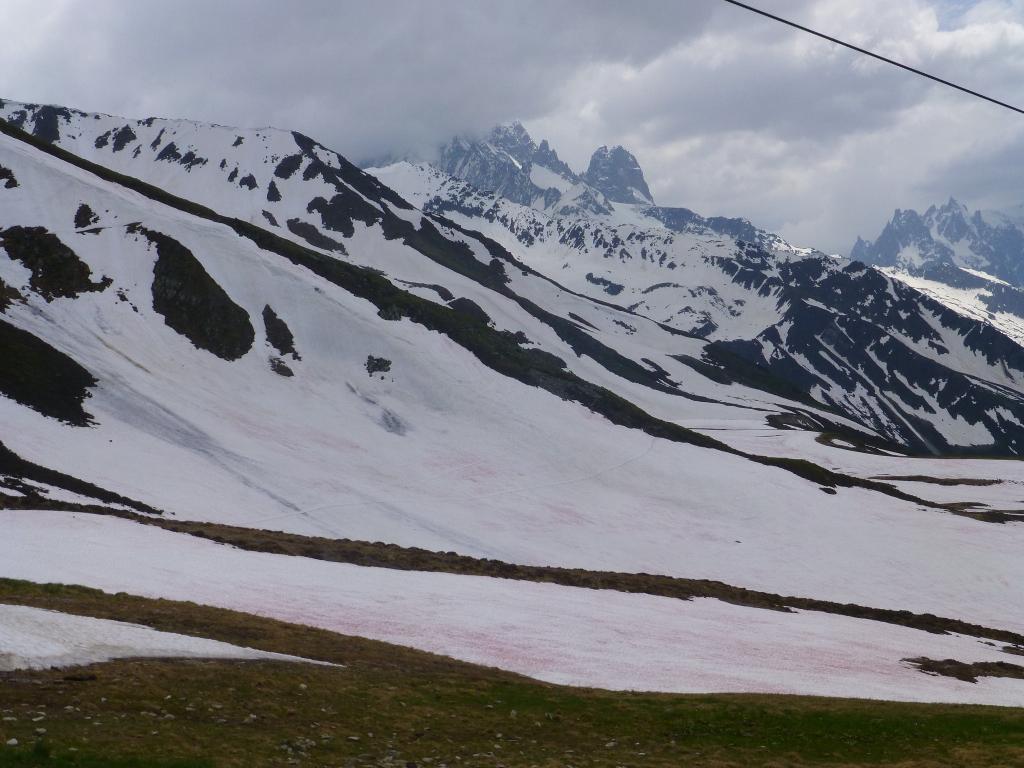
[0,603,318,671]
[1,511,1022,706]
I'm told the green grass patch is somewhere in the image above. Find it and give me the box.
[1,579,1023,767]
[1,741,210,768]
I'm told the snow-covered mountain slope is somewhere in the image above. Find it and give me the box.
[373,156,1024,456]
[2,100,1024,704]
[0,111,941,598]
[4,100,1024,457]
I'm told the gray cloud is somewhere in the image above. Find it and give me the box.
[1,0,1022,253]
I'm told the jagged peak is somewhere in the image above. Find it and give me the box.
[583,144,653,206]
[487,121,535,152]
[890,207,925,225]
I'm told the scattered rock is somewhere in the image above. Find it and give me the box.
[366,355,392,377]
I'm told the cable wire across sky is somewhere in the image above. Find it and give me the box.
[719,0,1024,116]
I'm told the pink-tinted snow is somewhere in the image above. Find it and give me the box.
[1,511,1022,707]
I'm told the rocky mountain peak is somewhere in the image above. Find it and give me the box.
[533,138,575,180]
[582,144,653,205]
[489,121,532,147]
[927,197,971,243]
[432,125,653,213]
[853,197,1024,285]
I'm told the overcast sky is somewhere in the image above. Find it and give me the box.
[2,0,1022,252]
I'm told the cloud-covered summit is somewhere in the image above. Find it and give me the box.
[2,0,1022,252]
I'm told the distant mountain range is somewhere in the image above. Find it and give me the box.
[436,121,653,216]
[853,197,1024,286]
[851,197,1024,354]
[372,122,1024,455]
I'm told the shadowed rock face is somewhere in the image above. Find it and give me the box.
[582,145,653,205]
[263,305,299,360]
[131,225,254,361]
[0,226,111,300]
[0,163,17,189]
[0,317,97,426]
[74,204,99,229]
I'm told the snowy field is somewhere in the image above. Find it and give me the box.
[1,511,1022,706]
[694,425,1024,508]
[0,603,317,671]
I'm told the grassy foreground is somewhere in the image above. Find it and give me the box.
[1,580,1023,767]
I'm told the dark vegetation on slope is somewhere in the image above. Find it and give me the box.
[105,513,1024,651]
[0,163,17,189]
[268,357,293,377]
[675,346,823,410]
[111,125,137,153]
[585,272,625,295]
[272,152,303,179]
[130,225,254,361]
[94,125,137,153]
[0,116,951,505]
[872,474,1002,487]
[365,355,391,377]
[905,657,1024,685]
[261,305,298,360]
[0,442,159,514]
[0,319,96,426]
[155,142,182,163]
[447,296,490,323]
[73,204,98,229]
[0,227,111,300]
[285,218,346,254]
[2,579,1024,768]
[10,104,74,144]
[155,143,208,172]
[0,278,23,311]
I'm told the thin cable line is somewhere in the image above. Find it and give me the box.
[719,0,1024,116]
